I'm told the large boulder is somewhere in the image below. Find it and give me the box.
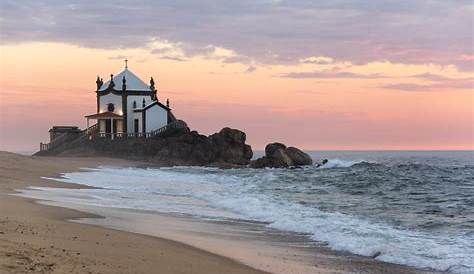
[250,143,312,168]
[209,128,253,165]
[265,142,286,157]
[286,147,312,166]
[158,120,190,137]
[218,127,246,144]
[270,148,294,167]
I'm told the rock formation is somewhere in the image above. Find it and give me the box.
[250,142,313,168]
[36,121,316,169]
[40,123,253,167]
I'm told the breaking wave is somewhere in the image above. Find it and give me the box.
[318,158,373,168]
[29,152,474,274]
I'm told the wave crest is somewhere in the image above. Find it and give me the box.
[318,158,372,169]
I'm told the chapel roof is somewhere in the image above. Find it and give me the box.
[99,68,151,92]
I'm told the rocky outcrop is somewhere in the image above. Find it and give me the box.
[36,120,316,169]
[43,123,253,167]
[250,142,313,168]
[208,128,253,165]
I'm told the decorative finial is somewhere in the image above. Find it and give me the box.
[125,58,128,69]
[166,99,170,108]
[150,77,155,90]
[108,74,115,88]
[122,76,126,91]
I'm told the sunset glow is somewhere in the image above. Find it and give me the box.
[1,1,473,151]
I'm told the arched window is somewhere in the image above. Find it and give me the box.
[107,103,114,112]
[133,101,137,109]
[142,98,146,107]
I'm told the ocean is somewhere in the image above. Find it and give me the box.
[24,151,474,273]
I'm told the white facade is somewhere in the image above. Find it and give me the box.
[145,103,168,132]
[94,67,173,136]
[126,95,153,133]
[99,93,123,114]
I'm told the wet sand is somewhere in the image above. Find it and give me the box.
[0,151,438,274]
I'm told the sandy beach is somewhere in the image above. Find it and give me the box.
[0,151,441,274]
[0,151,268,274]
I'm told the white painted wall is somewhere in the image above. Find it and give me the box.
[98,93,166,133]
[99,94,122,114]
[145,104,168,132]
[126,95,152,133]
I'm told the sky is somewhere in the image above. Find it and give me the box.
[0,0,473,152]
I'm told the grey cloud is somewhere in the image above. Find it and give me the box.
[150,48,173,55]
[301,58,333,65]
[279,71,388,79]
[108,55,128,60]
[381,78,473,92]
[159,56,187,62]
[412,73,452,82]
[1,0,472,69]
[302,60,332,65]
[245,66,257,73]
[222,55,251,64]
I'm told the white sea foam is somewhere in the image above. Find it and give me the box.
[318,158,367,168]
[35,166,474,274]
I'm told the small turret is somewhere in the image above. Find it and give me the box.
[96,76,103,90]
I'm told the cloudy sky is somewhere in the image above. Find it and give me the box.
[0,0,473,151]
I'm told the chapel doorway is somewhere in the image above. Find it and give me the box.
[105,120,112,138]
[104,119,119,138]
[134,119,139,134]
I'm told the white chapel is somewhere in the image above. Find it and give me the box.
[84,61,176,138]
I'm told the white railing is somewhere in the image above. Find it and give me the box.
[95,120,187,139]
[40,121,187,151]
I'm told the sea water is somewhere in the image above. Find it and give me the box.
[35,151,473,273]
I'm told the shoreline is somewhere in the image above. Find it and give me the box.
[0,151,268,274]
[0,151,439,274]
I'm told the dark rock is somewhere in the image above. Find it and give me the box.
[209,128,253,165]
[216,127,246,144]
[265,142,286,157]
[249,157,271,168]
[156,120,190,138]
[315,159,329,168]
[286,147,312,166]
[251,143,313,168]
[271,148,294,167]
[43,124,253,167]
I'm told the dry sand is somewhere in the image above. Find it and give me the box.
[0,151,267,274]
